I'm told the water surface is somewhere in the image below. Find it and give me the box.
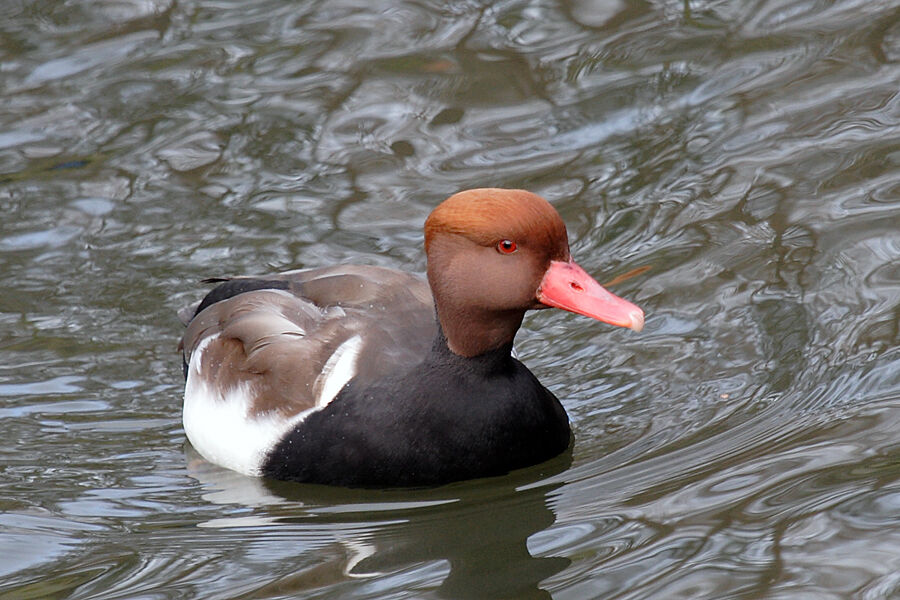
[1,0,899,598]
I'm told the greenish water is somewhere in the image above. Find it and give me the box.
[1,0,899,598]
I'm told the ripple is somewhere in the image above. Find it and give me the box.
[0,376,84,399]
[1,0,899,598]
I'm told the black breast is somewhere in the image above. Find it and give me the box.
[261,338,572,487]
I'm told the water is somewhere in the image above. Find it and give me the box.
[1,0,899,597]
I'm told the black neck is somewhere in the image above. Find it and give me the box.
[428,322,516,375]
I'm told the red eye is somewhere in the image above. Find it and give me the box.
[496,239,517,254]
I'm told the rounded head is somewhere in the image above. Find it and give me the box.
[425,189,570,262]
[425,189,571,322]
[423,188,643,357]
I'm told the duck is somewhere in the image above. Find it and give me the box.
[179,188,644,487]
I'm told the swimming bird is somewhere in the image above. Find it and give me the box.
[179,188,644,487]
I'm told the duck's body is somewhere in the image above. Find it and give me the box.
[180,189,643,487]
[264,329,570,487]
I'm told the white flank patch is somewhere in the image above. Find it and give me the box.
[316,334,362,407]
[183,334,319,476]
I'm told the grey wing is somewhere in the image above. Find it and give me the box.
[179,265,436,418]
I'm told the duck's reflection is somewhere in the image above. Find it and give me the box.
[186,444,571,599]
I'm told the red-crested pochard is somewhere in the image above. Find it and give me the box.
[179,189,643,487]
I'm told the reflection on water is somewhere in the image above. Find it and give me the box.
[1,0,899,598]
[186,446,572,599]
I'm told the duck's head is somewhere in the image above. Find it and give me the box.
[424,188,644,357]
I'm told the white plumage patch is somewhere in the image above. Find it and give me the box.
[316,334,362,407]
[183,334,314,475]
[182,332,362,476]
[183,377,281,476]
